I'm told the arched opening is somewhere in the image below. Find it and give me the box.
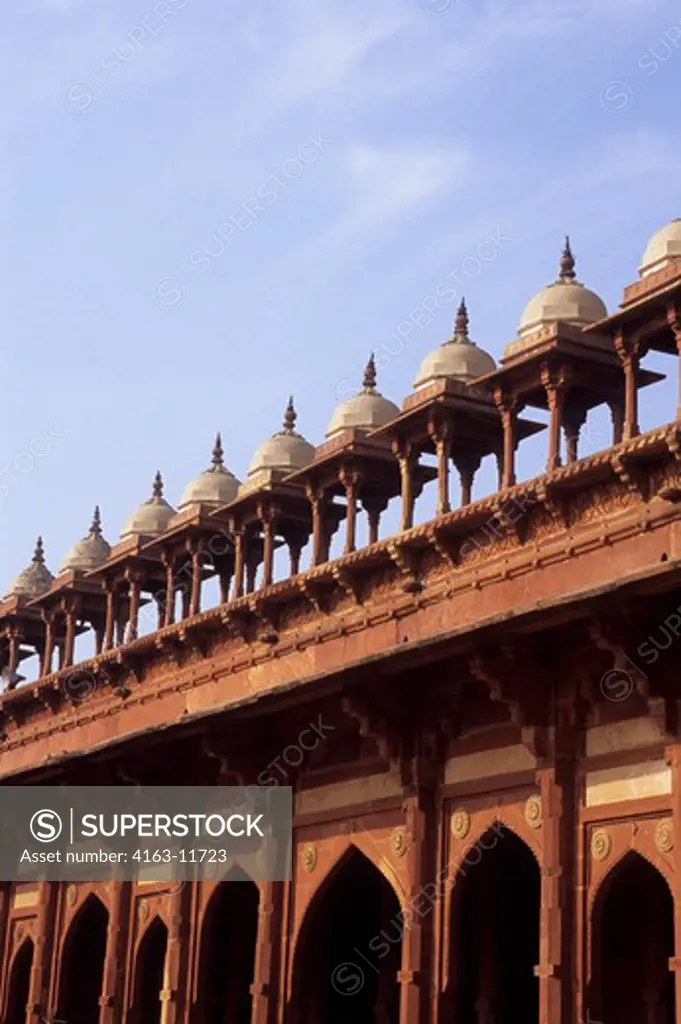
[292,846,402,1024]
[447,825,540,1024]
[57,895,108,1024]
[5,938,33,1024]
[591,851,675,1024]
[133,917,168,1024]
[198,876,260,1024]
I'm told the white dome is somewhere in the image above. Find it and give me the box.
[178,434,241,510]
[414,300,495,388]
[639,218,681,277]
[60,507,111,572]
[5,537,54,600]
[120,471,175,540]
[326,357,399,439]
[518,239,607,337]
[248,400,315,477]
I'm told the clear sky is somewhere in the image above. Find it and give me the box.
[1,0,680,586]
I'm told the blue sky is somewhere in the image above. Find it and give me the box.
[1,0,680,585]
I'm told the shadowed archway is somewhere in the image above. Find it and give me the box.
[591,851,675,1024]
[197,875,260,1024]
[447,825,540,1024]
[291,845,403,1024]
[5,938,33,1024]
[133,916,168,1024]
[57,895,108,1024]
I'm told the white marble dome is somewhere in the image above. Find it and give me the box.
[326,356,399,439]
[414,299,495,388]
[518,239,607,337]
[247,399,315,477]
[5,537,54,600]
[178,434,241,510]
[60,507,111,572]
[639,219,681,278]
[120,471,175,540]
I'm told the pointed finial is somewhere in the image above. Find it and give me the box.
[454,297,469,339]
[283,396,297,433]
[362,353,377,392]
[152,471,164,499]
[559,236,576,281]
[90,505,102,537]
[33,536,45,565]
[211,432,224,469]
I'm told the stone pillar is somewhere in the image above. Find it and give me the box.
[7,628,21,680]
[613,330,641,441]
[251,881,284,1024]
[125,572,142,643]
[427,418,452,516]
[218,565,233,603]
[536,732,576,1024]
[245,537,262,594]
[283,529,308,577]
[666,305,681,421]
[393,440,418,532]
[232,528,245,600]
[259,503,278,588]
[453,453,481,509]
[541,366,569,472]
[495,391,518,488]
[161,886,190,1024]
[398,788,437,1024]
[667,746,681,1023]
[41,611,55,676]
[189,545,203,616]
[339,467,361,554]
[63,599,77,668]
[363,496,389,545]
[162,555,176,627]
[563,405,588,464]
[99,881,130,1024]
[307,486,328,567]
[103,583,116,650]
[26,882,56,1024]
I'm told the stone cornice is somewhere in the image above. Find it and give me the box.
[2,421,681,775]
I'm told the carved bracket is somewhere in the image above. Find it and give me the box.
[387,540,422,593]
[610,452,648,500]
[297,576,335,615]
[251,597,280,645]
[331,566,364,606]
[341,693,401,771]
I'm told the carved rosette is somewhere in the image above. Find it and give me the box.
[451,807,471,840]
[66,884,78,908]
[591,828,612,862]
[138,900,150,924]
[301,844,318,874]
[655,818,674,854]
[391,827,408,858]
[524,795,543,830]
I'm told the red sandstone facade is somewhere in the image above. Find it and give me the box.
[2,231,681,1023]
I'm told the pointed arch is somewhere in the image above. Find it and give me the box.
[589,843,674,917]
[590,850,675,1024]
[290,844,403,1024]
[196,871,260,1024]
[132,916,168,1024]
[446,822,540,1024]
[450,813,541,883]
[5,938,33,1024]
[57,894,108,1024]
[297,838,407,926]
